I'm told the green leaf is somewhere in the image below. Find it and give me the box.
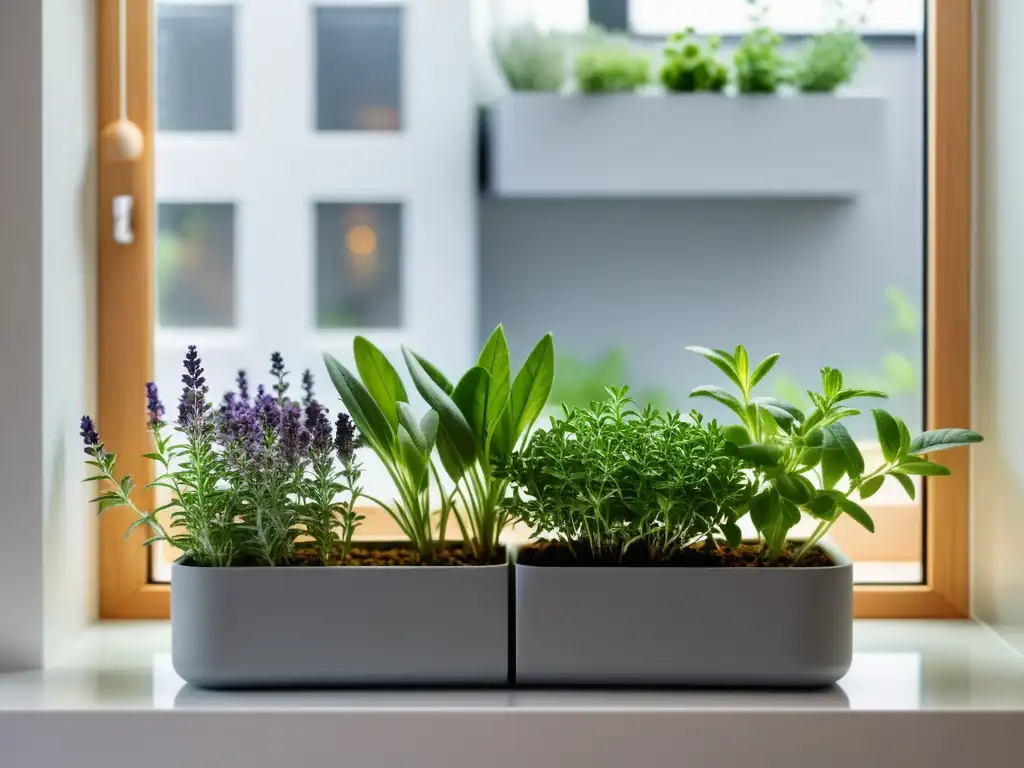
[872,409,902,463]
[755,400,796,432]
[397,402,428,453]
[509,333,555,442]
[690,385,746,421]
[823,422,864,477]
[834,495,875,533]
[478,326,514,456]
[720,521,742,549]
[755,396,805,423]
[403,346,477,467]
[737,442,783,468]
[323,352,395,456]
[748,352,780,390]
[734,345,749,387]
[748,490,776,532]
[451,366,491,457]
[909,428,984,455]
[353,336,408,429]
[774,473,814,505]
[834,388,888,403]
[820,447,847,490]
[397,425,429,490]
[859,475,885,500]
[723,424,752,446]
[404,349,454,395]
[435,427,465,483]
[686,346,744,391]
[804,491,838,521]
[891,459,952,477]
[420,410,439,451]
[898,419,912,459]
[890,472,916,500]
[797,446,822,469]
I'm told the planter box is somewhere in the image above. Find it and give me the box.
[172,553,509,688]
[514,540,852,687]
[489,93,886,198]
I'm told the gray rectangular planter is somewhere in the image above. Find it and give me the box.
[490,93,886,198]
[172,553,509,688]
[514,540,852,687]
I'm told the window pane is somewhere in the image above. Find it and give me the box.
[157,4,235,131]
[315,7,402,131]
[157,203,235,327]
[315,203,402,328]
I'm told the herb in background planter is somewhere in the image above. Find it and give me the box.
[81,346,364,567]
[659,28,729,93]
[688,345,983,563]
[574,41,650,94]
[403,326,554,563]
[492,24,567,93]
[792,28,866,92]
[498,387,749,564]
[733,27,787,94]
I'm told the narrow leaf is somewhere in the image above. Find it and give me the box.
[891,459,952,477]
[477,325,512,432]
[820,447,847,490]
[686,346,744,391]
[509,333,555,442]
[909,428,984,455]
[734,345,749,388]
[353,336,408,429]
[737,442,783,468]
[890,472,916,500]
[804,492,838,521]
[835,495,875,533]
[397,402,428,453]
[774,473,814,505]
[323,353,395,455]
[823,422,864,477]
[872,409,902,464]
[404,349,454,395]
[748,352,780,390]
[403,346,477,466]
[720,521,742,549]
[859,475,885,500]
[690,385,746,421]
[452,366,491,457]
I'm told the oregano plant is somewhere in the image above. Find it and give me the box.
[688,345,983,563]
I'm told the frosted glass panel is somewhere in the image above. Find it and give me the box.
[157,4,235,131]
[315,7,402,131]
[316,203,402,328]
[157,203,235,328]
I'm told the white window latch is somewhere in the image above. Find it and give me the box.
[113,194,134,245]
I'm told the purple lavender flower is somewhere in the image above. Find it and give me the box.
[255,384,281,430]
[335,412,359,463]
[305,401,332,452]
[177,345,209,431]
[270,352,288,401]
[279,402,312,465]
[236,369,250,402]
[218,394,264,462]
[301,369,315,408]
[79,415,99,451]
[145,382,165,429]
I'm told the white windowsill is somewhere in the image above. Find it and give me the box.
[0,620,1022,766]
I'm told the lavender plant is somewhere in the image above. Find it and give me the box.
[689,345,983,563]
[81,346,363,567]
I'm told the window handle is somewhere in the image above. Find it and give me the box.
[112,194,134,245]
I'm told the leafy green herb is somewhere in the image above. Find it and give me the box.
[574,41,650,94]
[492,24,567,93]
[733,27,788,94]
[792,28,866,93]
[403,327,555,562]
[689,345,983,563]
[659,28,729,93]
[498,387,750,562]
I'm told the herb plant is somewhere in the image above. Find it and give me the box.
[792,28,866,92]
[492,24,567,92]
[81,346,364,567]
[498,387,749,563]
[402,326,555,563]
[733,27,787,94]
[659,28,729,93]
[574,42,650,94]
[688,345,983,563]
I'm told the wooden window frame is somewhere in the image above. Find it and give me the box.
[96,0,973,619]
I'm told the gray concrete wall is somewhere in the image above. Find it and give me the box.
[480,42,924,436]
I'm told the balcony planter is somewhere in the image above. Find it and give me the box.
[513,539,852,687]
[172,546,509,688]
[489,93,886,198]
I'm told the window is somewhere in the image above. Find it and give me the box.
[97,0,972,618]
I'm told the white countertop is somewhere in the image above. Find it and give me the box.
[0,620,1022,767]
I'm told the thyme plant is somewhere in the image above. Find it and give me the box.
[82,346,364,567]
[689,345,983,562]
[498,388,750,563]
[733,27,787,93]
[792,28,866,92]
[403,326,554,562]
[574,41,650,93]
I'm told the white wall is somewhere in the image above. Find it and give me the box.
[0,0,95,671]
[973,0,1024,653]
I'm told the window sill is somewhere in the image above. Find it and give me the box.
[0,621,1022,765]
